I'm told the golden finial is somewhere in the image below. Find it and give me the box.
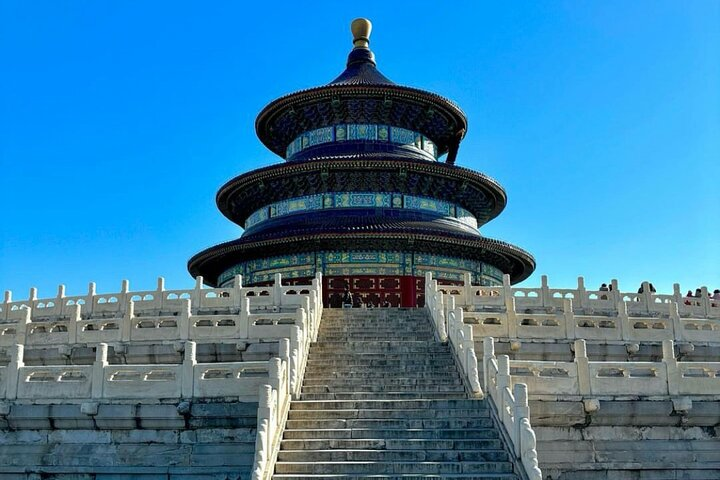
[351,18,372,49]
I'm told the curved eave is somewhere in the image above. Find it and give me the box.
[215,158,507,227]
[255,83,468,158]
[188,232,535,287]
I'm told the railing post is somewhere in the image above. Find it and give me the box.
[289,326,301,396]
[673,283,682,305]
[618,301,630,341]
[700,287,710,317]
[502,274,513,312]
[86,282,96,317]
[563,299,575,339]
[16,307,31,346]
[68,303,80,344]
[273,273,283,306]
[482,337,495,393]
[269,358,281,395]
[57,284,66,303]
[507,296,518,339]
[463,271,473,307]
[179,299,191,341]
[576,276,587,310]
[241,297,251,339]
[669,302,683,342]
[193,276,204,312]
[6,344,24,400]
[254,385,273,479]
[574,339,591,395]
[119,279,129,316]
[641,281,652,314]
[513,383,530,457]
[279,339,291,394]
[234,275,243,308]
[92,343,108,399]
[540,275,550,308]
[663,339,679,396]
[497,355,511,392]
[610,279,620,309]
[121,300,134,342]
[182,341,197,398]
[28,287,37,309]
[1,291,11,322]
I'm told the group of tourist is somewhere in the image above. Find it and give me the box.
[597,282,720,308]
[685,288,720,307]
[341,286,391,308]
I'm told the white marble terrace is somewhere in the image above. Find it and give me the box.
[426,272,720,398]
[0,273,323,480]
[425,272,720,480]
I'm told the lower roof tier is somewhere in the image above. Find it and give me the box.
[216,157,507,227]
[187,230,535,287]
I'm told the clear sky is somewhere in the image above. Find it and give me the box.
[1,1,718,300]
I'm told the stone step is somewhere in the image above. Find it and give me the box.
[273,475,518,480]
[308,351,454,365]
[319,320,431,326]
[283,428,500,440]
[277,448,509,462]
[310,344,449,353]
[317,335,435,341]
[284,417,494,430]
[320,320,434,333]
[320,323,431,326]
[302,376,462,385]
[279,438,505,451]
[274,461,514,475]
[319,323,433,329]
[301,385,463,394]
[305,365,460,380]
[290,399,488,410]
[304,362,455,370]
[305,363,455,370]
[300,392,467,401]
[288,408,490,420]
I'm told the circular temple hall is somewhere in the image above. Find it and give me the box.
[188,19,535,307]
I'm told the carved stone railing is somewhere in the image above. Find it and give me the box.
[441,273,719,321]
[484,336,720,398]
[252,343,291,480]
[1,272,323,333]
[425,273,482,396]
[426,273,541,479]
[483,339,542,480]
[0,273,324,480]
[438,275,720,345]
[0,339,292,402]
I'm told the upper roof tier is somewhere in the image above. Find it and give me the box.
[255,19,468,164]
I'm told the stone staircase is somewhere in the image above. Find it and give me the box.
[272,308,521,479]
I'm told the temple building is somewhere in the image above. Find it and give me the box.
[1,18,718,480]
[188,18,535,308]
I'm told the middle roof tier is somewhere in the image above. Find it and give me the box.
[217,157,507,227]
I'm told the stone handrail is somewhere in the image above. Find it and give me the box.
[484,336,720,398]
[0,340,296,402]
[462,299,720,344]
[252,342,291,480]
[443,273,719,320]
[483,338,542,480]
[464,299,720,342]
[1,272,323,325]
[426,273,542,479]
[425,273,482,396]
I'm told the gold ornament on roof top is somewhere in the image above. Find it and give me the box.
[351,18,372,49]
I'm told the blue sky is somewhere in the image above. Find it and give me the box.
[1,1,718,299]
